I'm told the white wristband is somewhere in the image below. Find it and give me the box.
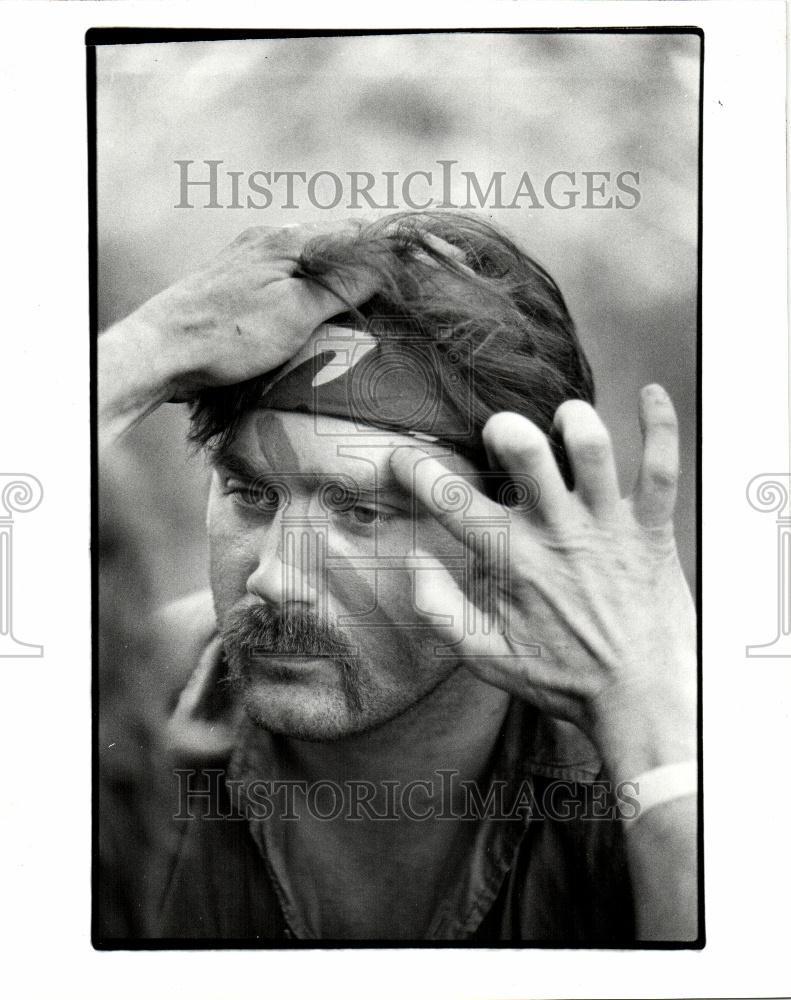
[622,760,698,823]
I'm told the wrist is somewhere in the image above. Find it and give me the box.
[620,760,698,824]
[598,721,697,786]
[587,675,697,787]
[98,312,179,447]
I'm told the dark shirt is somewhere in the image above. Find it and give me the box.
[154,591,635,943]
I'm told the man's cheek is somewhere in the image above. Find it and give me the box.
[208,524,253,603]
[411,517,468,591]
[322,524,403,620]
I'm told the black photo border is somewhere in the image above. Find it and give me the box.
[88,24,705,952]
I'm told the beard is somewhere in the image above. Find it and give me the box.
[217,601,463,743]
[219,602,370,718]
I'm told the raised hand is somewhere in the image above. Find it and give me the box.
[98,221,378,447]
[390,384,696,782]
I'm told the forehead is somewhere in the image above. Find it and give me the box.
[222,410,475,483]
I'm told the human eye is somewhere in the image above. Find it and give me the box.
[220,474,283,514]
[319,482,394,532]
[331,502,394,537]
[219,473,247,496]
[346,504,393,527]
[220,474,258,508]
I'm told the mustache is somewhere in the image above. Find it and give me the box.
[221,603,354,659]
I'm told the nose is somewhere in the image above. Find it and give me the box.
[245,507,328,613]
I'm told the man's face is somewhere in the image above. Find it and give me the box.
[207,410,478,741]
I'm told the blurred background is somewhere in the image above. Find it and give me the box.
[95,30,699,939]
[97,32,699,602]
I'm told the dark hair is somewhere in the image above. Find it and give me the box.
[188,211,594,482]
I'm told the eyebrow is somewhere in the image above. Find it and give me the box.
[212,448,408,504]
[211,450,268,482]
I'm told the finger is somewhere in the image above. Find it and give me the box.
[422,232,467,261]
[412,556,467,642]
[389,448,502,546]
[553,400,620,515]
[230,221,379,321]
[412,555,505,661]
[481,411,570,523]
[287,268,380,329]
[633,384,679,527]
[285,220,381,323]
[236,219,364,257]
[420,233,478,278]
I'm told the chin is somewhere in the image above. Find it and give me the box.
[226,648,459,743]
[237,668,446,742]
[238,679,386,742]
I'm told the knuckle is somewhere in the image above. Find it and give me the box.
[645,461,678,491]
[653,412,679,433]
[498,434,546,465]
[566,429,611,462]
[262,228,297,252]
[232,225,270,245]
[330,217,365,233]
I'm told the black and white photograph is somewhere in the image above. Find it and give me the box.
[94,29,701,946]
[0,0,790,996]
